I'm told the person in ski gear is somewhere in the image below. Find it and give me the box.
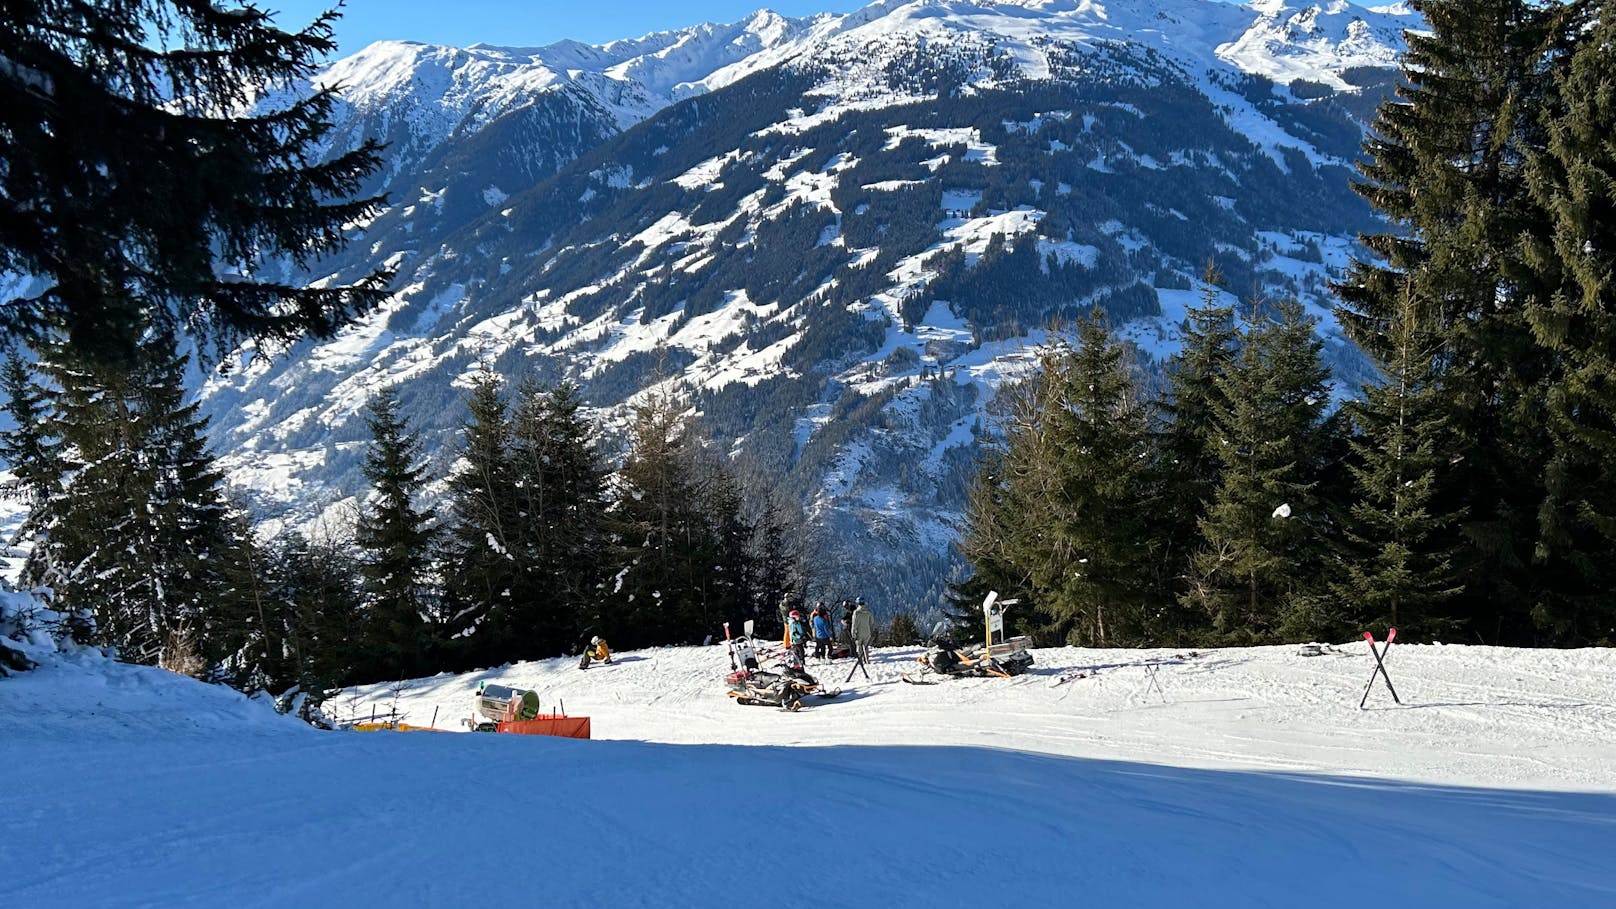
[811,605,832,659]
[579,635,611,670]
[787,610,808,665]
[778,595,795,645]
[851,599,874,664]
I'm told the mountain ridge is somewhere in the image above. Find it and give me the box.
[200,0,1418,608]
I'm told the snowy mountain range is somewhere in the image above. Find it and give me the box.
[200,0,1420,609]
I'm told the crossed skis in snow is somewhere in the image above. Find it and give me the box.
[1360,628,1401,709]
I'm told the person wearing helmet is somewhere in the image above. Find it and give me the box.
[578,634,611,670]
[787,609,808,666]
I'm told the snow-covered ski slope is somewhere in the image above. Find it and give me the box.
[4,643,1615,908]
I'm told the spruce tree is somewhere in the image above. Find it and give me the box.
[953,458,1029,632]
[355,387,435,680]
[1035,312,1160,646]
[209,505,282,690]
[1521,0,1616,642]
[1337,0,1561,643]
[268,530,364,694]
[609,390,718,648]
[439,374,519,661]
[0,1,388,360]
[746,497,801,634]
[699,459,754,635]
[1187,301,1332,640]
[35,331,234,663]
[0,350,63,586]
[507,379,609,655]
[1332,287,1465,639]
[1155,269,1238,623]
[958,353,1066,641]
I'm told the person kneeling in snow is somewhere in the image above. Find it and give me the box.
[579,636,612,670]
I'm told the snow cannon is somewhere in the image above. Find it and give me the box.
[474,682,541,725]
[465,681,592,738]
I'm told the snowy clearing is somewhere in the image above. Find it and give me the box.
[3,642,1614,908]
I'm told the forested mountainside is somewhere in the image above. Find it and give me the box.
[201,0,1415,611]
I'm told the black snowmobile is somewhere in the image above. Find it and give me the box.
[725,642,841,710]
[904,622,1034,683]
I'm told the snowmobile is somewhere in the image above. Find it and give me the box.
[903,622,1034,683]
[725,644,841,710]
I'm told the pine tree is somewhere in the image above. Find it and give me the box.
[1155,268,1237,624]
[884,612,922,646]
[1520,0,1616,642]
[1337,0,1562,643]
[0,1,388,360]
[439,374,519,661]
[268,530,364,694]
[1332,287,1465,640]
[0,350,58,508]
[746,497,800,635]
[507,379,610,656]
[951,461,1027,632]
[35,330,235,663]
[0,350,64,590]
[699,458,754,635]
[207,504,281,689]
[609,389,719,648]
[1187,301,1332,640]
[958,353,1065,641]
[1034,312,1160,646]
[355,387,435,680]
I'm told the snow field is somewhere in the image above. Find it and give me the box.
[6,640,1609,899]
[3,642,1615,907]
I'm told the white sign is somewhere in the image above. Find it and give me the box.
[984,591,1003,635]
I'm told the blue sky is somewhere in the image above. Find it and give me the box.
[269,1,871,53]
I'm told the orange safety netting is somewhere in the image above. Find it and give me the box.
[496,715,592,739]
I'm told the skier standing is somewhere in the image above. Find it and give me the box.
[811,605,832,660]
[777,595,794,645]
[851,599,875,665]
[787,610,809,666]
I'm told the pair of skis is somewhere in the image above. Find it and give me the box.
[1359,627,1401,709]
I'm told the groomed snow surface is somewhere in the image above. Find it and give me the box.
[4,642,1615,908]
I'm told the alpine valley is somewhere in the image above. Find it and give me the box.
[200,0,1419,610]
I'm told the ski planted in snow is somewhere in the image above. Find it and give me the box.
[1359,627,1401,708]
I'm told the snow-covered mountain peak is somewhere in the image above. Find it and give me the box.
[1219,0,1415,87]
[206,0,1422,606]
[684,0,1414,99]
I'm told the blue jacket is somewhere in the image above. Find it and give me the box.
[812,613,831,639]
[789,618,808,645]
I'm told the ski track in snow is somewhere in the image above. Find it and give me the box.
[3,643,1615,908]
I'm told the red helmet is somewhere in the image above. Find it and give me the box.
[789,610,802,618]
